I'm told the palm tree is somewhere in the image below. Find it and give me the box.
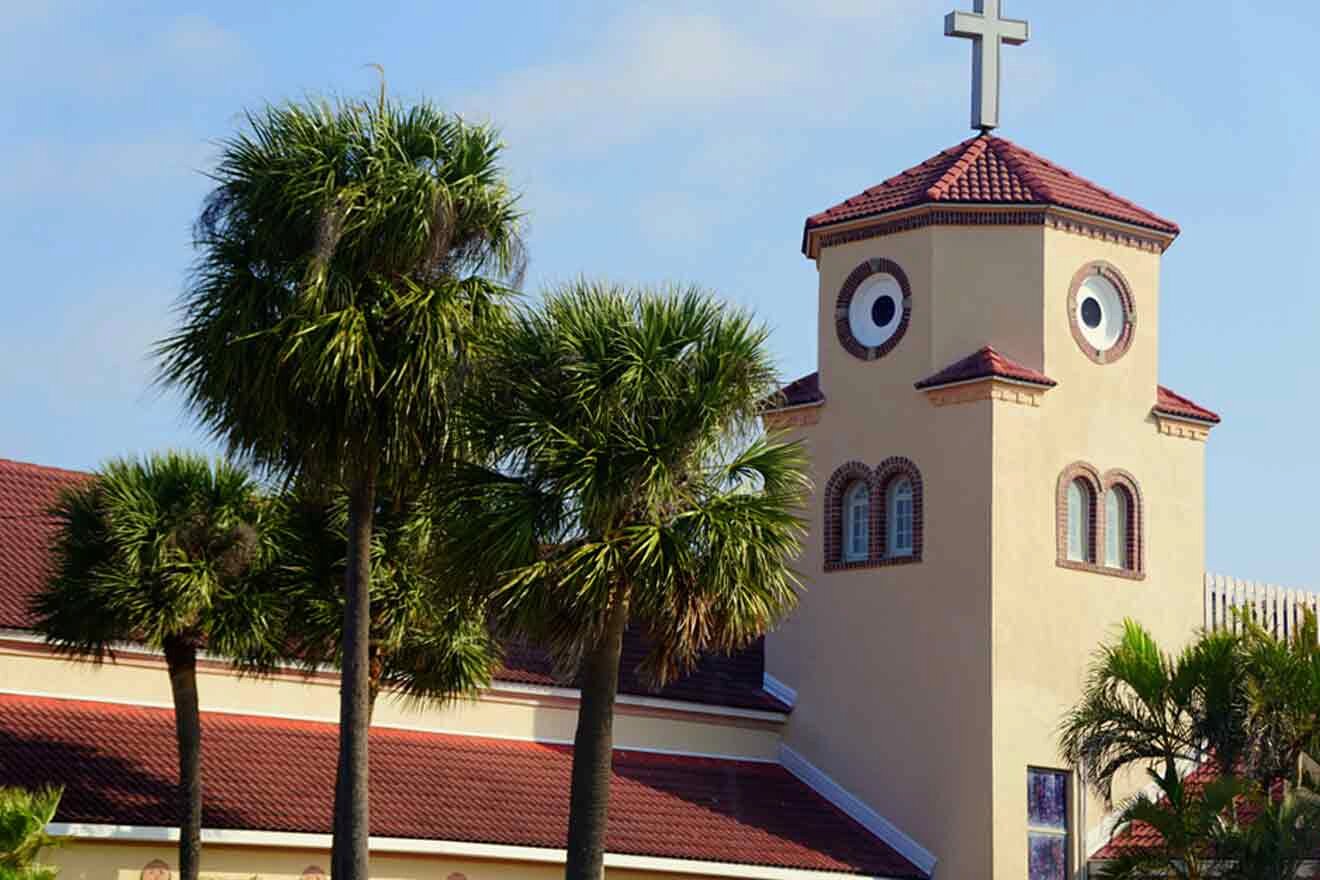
[155,90,523,879]
[29,454,280,880]
[1238,611,1320,787]
[0,787,62,880]
[437,283,809,880]
[1060,620,1247,805]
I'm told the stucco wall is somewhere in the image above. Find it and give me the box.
[767,226,1006,878]
[988,229,1206,879]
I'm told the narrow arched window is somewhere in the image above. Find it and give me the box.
[1066,479,1091,562]
[1105,487,1131,569]
[843,481,870,563]
[887,478,914,557]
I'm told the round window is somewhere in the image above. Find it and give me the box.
[836,258,912,361]
[849,274,904,348]
[1068,263,1134,363]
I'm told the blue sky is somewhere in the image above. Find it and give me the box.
[2,1,1317,585]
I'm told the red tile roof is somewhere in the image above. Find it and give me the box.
[804,134,1179,253]
[914,346,1056,390]
[1155,385,1221,424]
[0,458,786,714]
[0,693,923,877]
[764,372,824,412]
[0,458,87,631]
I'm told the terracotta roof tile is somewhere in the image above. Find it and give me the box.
[0,458,787,714]
[804,135,1179,254]
[0,693,923,877]
[1155,385,1221,424]
[914,347,1056,390]
[763,372,824,412]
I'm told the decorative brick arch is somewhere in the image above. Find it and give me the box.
[1102,468,1145,577]
[1056,462,1102,568]
[823,461,875,571]
[835,257,913,361]
[874,456,924,565]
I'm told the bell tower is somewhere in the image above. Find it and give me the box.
[762,5,1221,880]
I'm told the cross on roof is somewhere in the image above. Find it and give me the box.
[944,0,1030,132]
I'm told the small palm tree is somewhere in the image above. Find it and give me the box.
[438,283,809,880]
[1096,766,1247,880]
[29,454,279,880]
[1060,620,1247,804]
[156,91,522,879]
[1238,611,1320,787]
[0,786,62,880]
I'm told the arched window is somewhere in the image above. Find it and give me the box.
[1104,487,1130,569]
[887,478,914,557]
[844,481,870,562]
[1066,478,1092,563]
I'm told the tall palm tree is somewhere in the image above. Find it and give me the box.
[29,454,280,880]
[0,786,62,880]
[437,283,809,880]
[155,91,523,879]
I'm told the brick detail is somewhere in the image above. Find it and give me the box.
[810,206,1168,258]
[1067,261,1136,365]
[834,258,913,362]
[1154,413,1211,441]
[874,457,924,566]
[823,458,924,572]
[924,378,1049,408]
[823,461,873,572]
[1055,461,1146,580]
[763,405,822,430]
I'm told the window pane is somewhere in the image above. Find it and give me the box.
[845,483,869,561]
[1105,489,1128,569]
[1028,769,1067,829]
[1028,833,1067,880]
[1067,481,1088,562]
[889,479,913,556]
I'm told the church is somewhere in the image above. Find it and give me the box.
[0,3,1271,879]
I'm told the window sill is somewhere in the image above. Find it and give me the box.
[825,555,923,573]
[1055,559,1145,581]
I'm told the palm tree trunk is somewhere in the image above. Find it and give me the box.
[563,589,629,880]
[331,659,382,877]
[333,465,377,880]
[164,636,203,880]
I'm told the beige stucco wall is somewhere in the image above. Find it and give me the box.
[767,220,1208,880]
[0,643,782,761]
[988,228,1206,880]
[47,840,738,880]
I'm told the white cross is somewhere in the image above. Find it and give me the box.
[944,0,1030,131]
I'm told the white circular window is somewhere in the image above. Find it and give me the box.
[848,274,904,348]
[1075,274,1125,351]
[1068,263,1134,364]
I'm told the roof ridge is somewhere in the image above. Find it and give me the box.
[925,135,991,201]
[0,458,92,479]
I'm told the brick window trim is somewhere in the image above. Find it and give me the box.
[1055,462,1146,580]
[834,257,913,362]
[1067,261,1136,365]
[823,457,924,572]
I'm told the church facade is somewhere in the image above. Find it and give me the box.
[0,5,1246,879]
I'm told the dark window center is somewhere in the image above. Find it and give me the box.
[871,295,897,328]
[1080,297,1103,329]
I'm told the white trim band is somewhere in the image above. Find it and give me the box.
[762,672,798,708]
[779,745,936,877]
[47,823,902,879]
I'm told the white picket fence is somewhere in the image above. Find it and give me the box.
[1204,573,1320,641]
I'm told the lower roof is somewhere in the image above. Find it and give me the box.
[0,693,922,878]
[0,457,787,715]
